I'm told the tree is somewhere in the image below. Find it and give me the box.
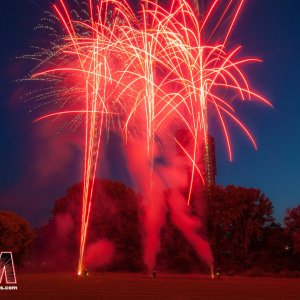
[256,222,291,272]
[206,185,275,271]
[35,179,209,273]
[0,211,35,265]
[284,205,300,255]
[157,212,204,273]
[34,179,143,271]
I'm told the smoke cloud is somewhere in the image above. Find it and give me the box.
[84,239,115,270]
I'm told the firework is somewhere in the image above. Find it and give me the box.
[29,0,271,274]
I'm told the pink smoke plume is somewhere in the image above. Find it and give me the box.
[84,239,115,270]
[55,213,74,240]
[125,134,212,272]
[167,189,213,268]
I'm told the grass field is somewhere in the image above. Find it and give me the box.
[1,273,300,299]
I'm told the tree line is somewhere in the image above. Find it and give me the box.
[0,180,299,275]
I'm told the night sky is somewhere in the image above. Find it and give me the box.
[0,0,299,226]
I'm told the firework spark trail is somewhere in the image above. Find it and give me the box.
[30,0,271,274]
[43,0,121,275]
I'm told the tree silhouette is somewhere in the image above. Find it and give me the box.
[284,205,300,256]
[35,179,143,271]
[206,185,274,271]
[0,211,35,265]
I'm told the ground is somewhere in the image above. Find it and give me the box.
[1,273,300,299]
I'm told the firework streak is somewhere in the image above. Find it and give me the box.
[30,0,271,274]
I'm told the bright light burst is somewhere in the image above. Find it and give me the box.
[29,0,271,275]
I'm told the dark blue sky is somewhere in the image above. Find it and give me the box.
[0,0,299,225]
[213,0,300,223]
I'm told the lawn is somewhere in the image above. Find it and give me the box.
[1,273,300,299]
